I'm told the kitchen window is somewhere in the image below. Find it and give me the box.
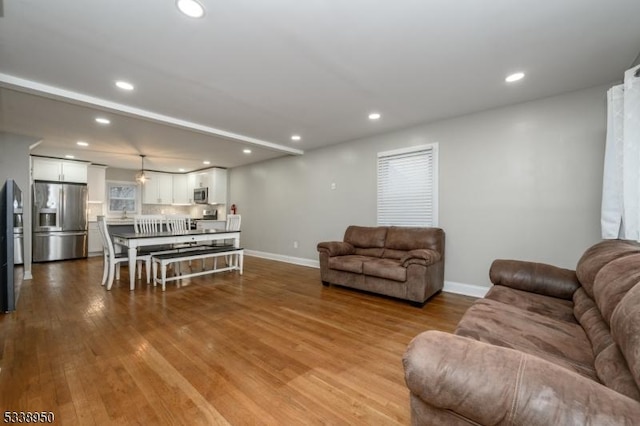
[377,143,438,227]
[107,181,138,215]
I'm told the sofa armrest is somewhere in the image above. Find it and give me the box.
[489,259,579,300]
[400,249,441,267]
[317,241,354,256]
[403,331,640,425]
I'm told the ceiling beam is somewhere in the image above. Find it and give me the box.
[0,73,304,156]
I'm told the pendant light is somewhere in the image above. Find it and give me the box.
[135,154,150,184]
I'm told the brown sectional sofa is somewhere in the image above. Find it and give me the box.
[317,225,445,304]
[403,239,640,425]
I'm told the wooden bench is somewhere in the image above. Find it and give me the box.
[151,246,244,291]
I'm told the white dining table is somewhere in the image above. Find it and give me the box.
[111,229,241,290]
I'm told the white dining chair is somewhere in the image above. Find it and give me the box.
[226,214,241,233]
[165,214,191,232]
[134,214,165,233]
[97,216,151,290]
[211,214,242,270]
[164,215,196,264]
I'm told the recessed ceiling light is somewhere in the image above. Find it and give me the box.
[291,135,301,141]
[179,168,185,172]
[65,155,75,159]
[203,160,210,165]
[115,80,134,91]
[505,72,525,83]
[243,149,252,154]
[177,0,205,18]
[76,141,89,147]
[368,113,381,120]
[95,117,111,125]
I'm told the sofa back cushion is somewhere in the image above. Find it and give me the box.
[344,226,387,249]
[575,240,640,298]
[593,253,640,325]
[385,227,444,254]
[610,282,640,395]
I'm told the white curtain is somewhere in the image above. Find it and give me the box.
[602,65,640,240]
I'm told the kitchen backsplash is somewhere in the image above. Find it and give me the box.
[90,203,225,221]
[143,205,192,216]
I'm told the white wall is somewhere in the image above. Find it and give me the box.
[0,132,40,279]
[230,84,608,289]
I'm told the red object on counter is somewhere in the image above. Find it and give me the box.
[230,204,237,214]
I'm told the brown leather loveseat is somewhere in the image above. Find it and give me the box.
[317,225,445,304]
[403,239,640,425]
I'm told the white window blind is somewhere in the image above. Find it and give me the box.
[377,144,438,227]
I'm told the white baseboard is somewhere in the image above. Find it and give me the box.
[245,250,320,268]
[444,280,489,298]
[245,250,489,299]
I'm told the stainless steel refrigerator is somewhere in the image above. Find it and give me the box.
[33,181,88,262]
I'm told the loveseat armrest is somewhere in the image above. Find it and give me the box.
[400,249,441,267]
[403,331,640,426]
[489,259,579,300]
[317,241,355,256]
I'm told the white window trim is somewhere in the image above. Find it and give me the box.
[106,180,141,217]
[377,143,439,227]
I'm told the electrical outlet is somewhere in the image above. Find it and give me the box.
[331,182,337,190]
[293,241,299,249]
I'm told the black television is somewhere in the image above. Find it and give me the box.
[0,179,16,312]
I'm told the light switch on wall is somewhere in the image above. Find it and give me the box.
[330,182,337,190]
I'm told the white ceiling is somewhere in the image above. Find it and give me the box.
[1,0,639,172]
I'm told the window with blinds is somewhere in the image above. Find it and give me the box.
[377,144,438,227]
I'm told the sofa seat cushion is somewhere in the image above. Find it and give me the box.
[328,255,373,274]
[362,258,406,282]
[485,285,576,324]
[455,299,597,380]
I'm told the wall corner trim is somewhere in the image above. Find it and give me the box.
[443,280,489,298]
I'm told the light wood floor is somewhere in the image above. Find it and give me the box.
[0,256,475,425]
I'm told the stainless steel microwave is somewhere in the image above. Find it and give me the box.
[194,187,208,204]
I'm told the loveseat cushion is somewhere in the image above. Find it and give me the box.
[484,285,576,323]
[610,283,640,392]
[385,226,444,253]
[573,288,614,356]
[595,343,640,401]
[344,226,387,248]
[489,259,579,300]
[456,299,597,380]
[575,239,640,298]
[593,253,640,325]
[362,258,406,282]
[317,241,354,256]
[328,255,371,274]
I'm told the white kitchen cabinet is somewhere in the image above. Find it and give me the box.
[88,222,102,256]
[142,171,173,204]
[188,168,227,205]
[172,174,191,205]
[209,168,227,205]
[191,171,209,189]
[32,157,88,183]
[87,165,107,203]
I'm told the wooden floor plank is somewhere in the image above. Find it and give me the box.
[0,256,475,424]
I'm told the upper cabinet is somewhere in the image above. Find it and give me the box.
[87,165,107,203]
[32,157,88,183]
[142,171,173,204]
[189,168,227,205]
[209,168,227,205]
[172,174,191,205]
